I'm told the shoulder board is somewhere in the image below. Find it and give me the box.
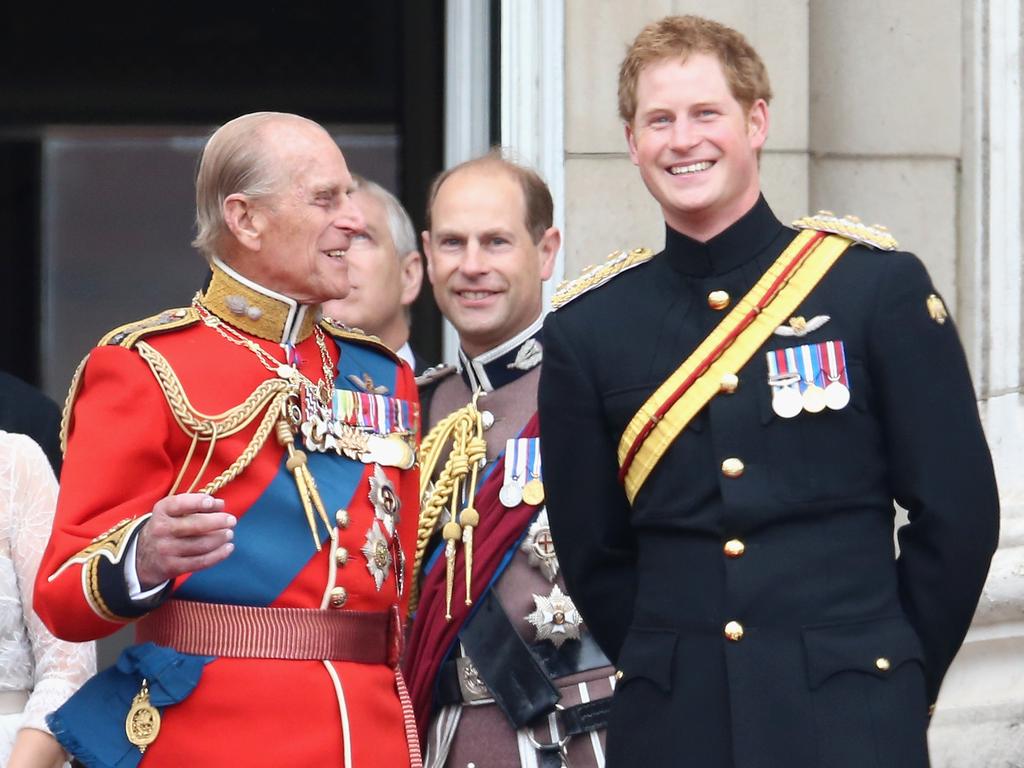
[319,318,400,363]
[99,307,199,348]
[551,247,654,310]
[415,363,456,389]
[792,211,899,251]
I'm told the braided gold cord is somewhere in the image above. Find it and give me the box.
[60,353,91,455]
[136,342,289,438]
[408,399,484,613]
[199,391,290,496]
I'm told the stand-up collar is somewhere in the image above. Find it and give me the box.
[458,315,544,393]
[663,196,786,278]
[200,258,319,344]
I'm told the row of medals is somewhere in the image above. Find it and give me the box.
[500,475,545,508]
[771,373,850,419]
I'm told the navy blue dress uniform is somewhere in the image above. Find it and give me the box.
[537,196,999,768]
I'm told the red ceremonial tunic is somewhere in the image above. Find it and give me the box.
[35,263,422,768]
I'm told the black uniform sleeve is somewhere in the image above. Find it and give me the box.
[539,310,637,663]
[868,252,999,703]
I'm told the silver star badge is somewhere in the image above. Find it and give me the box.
[368,463,401,536]
[506,338,543,371]
[361,520,392,591]
[520,509,559,582]
[525,585,582,648]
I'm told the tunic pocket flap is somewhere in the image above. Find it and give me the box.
[616,627,678,694]
[802,616,923,690]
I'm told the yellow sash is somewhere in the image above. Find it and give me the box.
[618,229,854,503]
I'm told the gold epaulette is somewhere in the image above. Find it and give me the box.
[415,363,456,389]
[99,307,199,348]
[793,211,899,251]
[550,247,654,310]
[320,318,400,363]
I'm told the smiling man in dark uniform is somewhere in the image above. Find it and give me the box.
[538,15,999,768]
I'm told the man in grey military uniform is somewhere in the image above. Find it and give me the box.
[538,14,1000,768]
[404,152,616,768]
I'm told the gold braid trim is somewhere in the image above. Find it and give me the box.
[60,353,91,456]
[135,342,289,439]
[551,247,654,310]
[129,341,294,495]
[200,391,291,495]
[409,394,486,615]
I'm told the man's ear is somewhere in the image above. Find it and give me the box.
[747,98,769,151]
[223,193,262,251]
[400,250,424,306]
[421,231,436,285]
[537,227,561,281]
[625,122,640,166]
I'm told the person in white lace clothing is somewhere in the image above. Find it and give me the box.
[0,431,96,768]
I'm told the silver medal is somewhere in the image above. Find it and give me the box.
[772,386,803,419]
[824,381,851,410]
[499,482,523,507]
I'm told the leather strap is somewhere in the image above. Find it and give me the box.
[456,590,560,727]
[436,630,610,707]
[136,599,401,665]
[618,229,854,502]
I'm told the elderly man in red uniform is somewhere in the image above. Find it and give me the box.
[34,112,422,768]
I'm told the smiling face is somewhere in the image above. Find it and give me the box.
[626,52,768,241]
[424,165,559,358]
[225,119,365,304]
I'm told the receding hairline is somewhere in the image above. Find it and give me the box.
[429,158,527,219]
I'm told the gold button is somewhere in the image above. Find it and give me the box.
[724,620,744,641]
[615,670,624,680]
[329,587,348,608]
[723,539,746,558]
[335,508,350,528]
[708,290,730,310]
[719,373,739,394]
[721,458,745,478]
[335,547,349,566]
[875,657,891,671]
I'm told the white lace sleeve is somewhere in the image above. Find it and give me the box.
[6,433,97,733]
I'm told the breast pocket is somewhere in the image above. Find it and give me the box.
[757,357,885,503]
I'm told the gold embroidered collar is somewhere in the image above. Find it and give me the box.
[201,258,319,344]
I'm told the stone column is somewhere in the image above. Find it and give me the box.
[926,1,1024,762]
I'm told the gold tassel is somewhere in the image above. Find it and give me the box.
[412,391,489,617]
[276,419,329,551]
[442,521,462,620]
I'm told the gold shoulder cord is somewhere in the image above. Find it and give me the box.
[135,341,331,550]
[410,392,488,617]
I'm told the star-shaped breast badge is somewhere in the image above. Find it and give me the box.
[525,584,582,648]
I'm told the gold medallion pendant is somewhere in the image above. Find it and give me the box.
[801,384,827,413]
[521,478,546,506]
[125,678,161,753]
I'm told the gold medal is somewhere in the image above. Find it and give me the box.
[125,678,161,753]
[521,478,545,506]
[802,384,827,413]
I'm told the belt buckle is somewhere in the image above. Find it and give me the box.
[455,657,493,705]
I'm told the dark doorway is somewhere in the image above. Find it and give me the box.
[0,2,446,395]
